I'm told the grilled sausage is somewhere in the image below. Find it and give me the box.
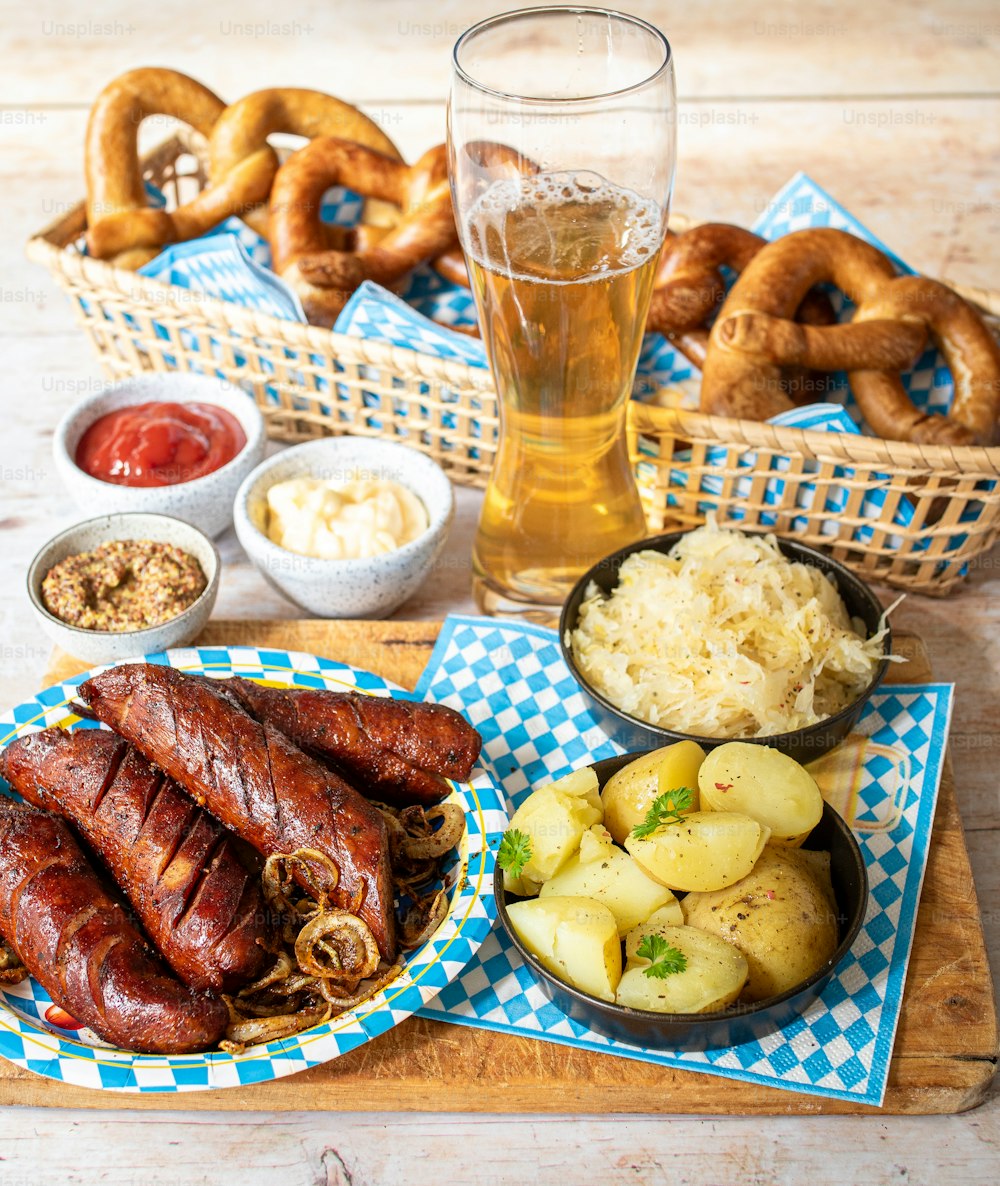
[0,797,228,1054]
[217,677,482,808]
[79,665,396,960]
[0,727,270,993]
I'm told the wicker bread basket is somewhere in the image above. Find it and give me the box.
[27,130,1000,596]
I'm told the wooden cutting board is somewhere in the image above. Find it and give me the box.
[0,620,994,1114]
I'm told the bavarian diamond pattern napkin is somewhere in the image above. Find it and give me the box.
[413,615,954,1106]
[654,402,918,550]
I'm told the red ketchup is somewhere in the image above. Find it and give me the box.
[76,401,247,487]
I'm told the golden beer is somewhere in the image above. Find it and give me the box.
[465,171,662,612]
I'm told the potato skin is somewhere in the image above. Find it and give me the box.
[681,844,840,1001]
[698,743,823,847]
[616,923,748,1014]
[601,742,705,845]
[624,812,769,892]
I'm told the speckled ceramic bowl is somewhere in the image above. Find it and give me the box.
[27,513,219,665]
[53,373,266,539]
[234,438,454,619]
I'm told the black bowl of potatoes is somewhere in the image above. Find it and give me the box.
[559,522,893,763]
[494,740,868,1051]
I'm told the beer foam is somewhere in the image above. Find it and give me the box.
[466,170,663,277]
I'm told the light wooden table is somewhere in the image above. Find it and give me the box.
[0,1,998,1181]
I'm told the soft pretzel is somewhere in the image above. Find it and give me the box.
[85,68,275,269]
[268,138,459,327]
[648,224,836,376]
[207,89,402,239]
[648,224,763,340]
[701,228,1000,445]
[849,278,1000,445]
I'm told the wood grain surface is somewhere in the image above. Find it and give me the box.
[11,619,992,1116]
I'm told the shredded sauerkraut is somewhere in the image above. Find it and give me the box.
[569,521,894,738]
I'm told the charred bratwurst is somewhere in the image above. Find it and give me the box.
[216,677,482,808]
[78,664,397,960]
[0,797,228,1054]
[0,727,271,994]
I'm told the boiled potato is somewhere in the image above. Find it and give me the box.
[626,900,685,940]
[601,741,705,845]
[681,844,839,1001]
[546,766,603,814]
[502,769,603,895]
[625,812,769,892]
[506,896,622,1002]
[623,904,698,961]
[698,743,823,846]
[616,923,748,1013]
[578,823,616,863]
[539,825,682,936]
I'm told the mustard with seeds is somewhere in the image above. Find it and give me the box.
[41,540,207,632]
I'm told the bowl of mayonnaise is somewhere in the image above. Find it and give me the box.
[234,437,454,618]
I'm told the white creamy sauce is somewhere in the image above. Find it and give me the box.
[265,475,428,560]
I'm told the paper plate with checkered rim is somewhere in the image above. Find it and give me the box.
[0,646,505,1093]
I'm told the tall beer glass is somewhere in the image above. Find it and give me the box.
[448,7,676,617]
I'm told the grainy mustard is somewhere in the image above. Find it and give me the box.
[41,540,206,632]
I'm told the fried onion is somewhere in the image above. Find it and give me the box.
[222,1003,332,1052]
[398,888,449,950]
[221,797,466,1053]
[0,938,26,985]
[318,957,405,1010]
[239,950,296,996]
[402,804,466,861]
[262,847,340,912]
[294,909,380,983]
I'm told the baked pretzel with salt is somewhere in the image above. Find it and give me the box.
[268,137,459,328]
[700,228,1000,446]
[85,68,275,270]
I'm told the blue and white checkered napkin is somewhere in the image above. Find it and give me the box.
[141,230,306,322]
[413,614,954,1106]
[135,186,361,320]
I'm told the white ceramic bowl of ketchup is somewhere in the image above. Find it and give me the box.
[53,373,266,538]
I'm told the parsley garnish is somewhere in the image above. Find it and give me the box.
[497,828,533,880]
[631,786,695,840]
[636,934,688,980]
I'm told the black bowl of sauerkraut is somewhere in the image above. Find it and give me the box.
[560,523,894,763]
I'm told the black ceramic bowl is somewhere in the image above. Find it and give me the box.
[559,530,892,763]
[495,752,869,1051]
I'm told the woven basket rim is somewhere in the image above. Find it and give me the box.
[26,235,498,392]
[631,403,1000,475]
[25,128,1000,471]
